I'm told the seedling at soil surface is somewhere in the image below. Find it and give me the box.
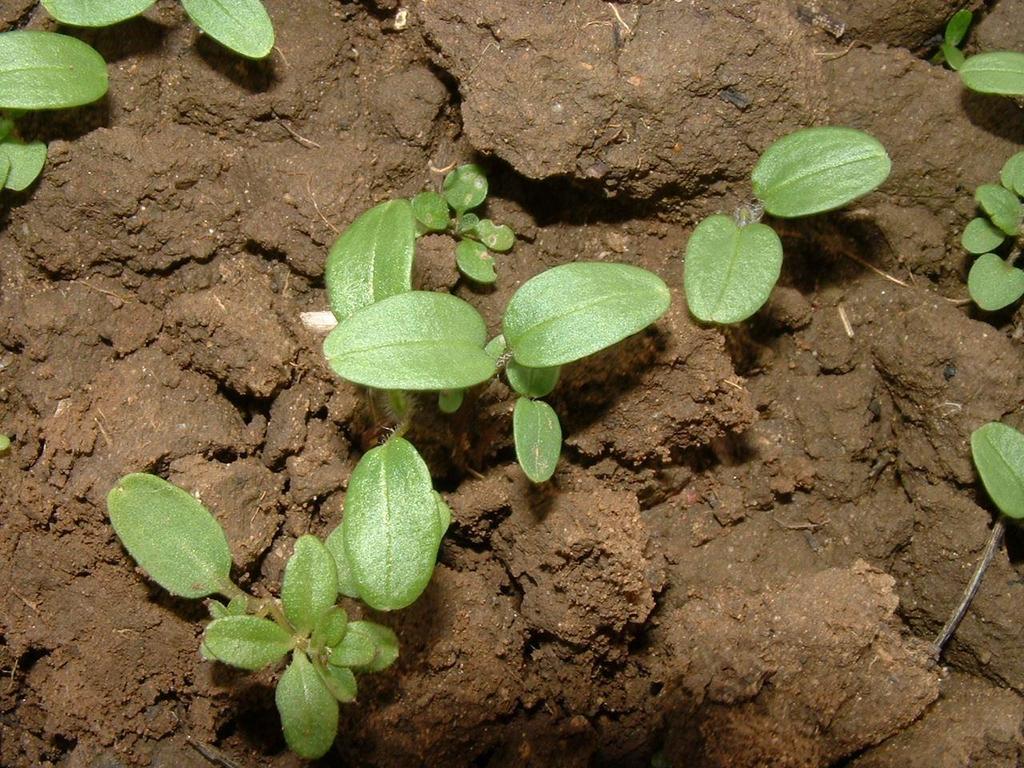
[108,473,398,759]
[684,126,891,324]
[0,31,108,193]
[42,0,275,60]
[932,422,1024,657]
[933,9,972,70]
[962,152,1024,311]
[319,165,670,604]
[0,434,10,453]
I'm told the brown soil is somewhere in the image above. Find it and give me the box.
[2,1,1023,766]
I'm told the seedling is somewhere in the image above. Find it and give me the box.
[933,422,1024,656]
[683,126,891,324]
[932,8,973,70]
[317,165,670,608]
[107,473,399,759]
[962,152,1024,310]
[0,434,10,453]
[42,0,275,60]
[0,31,108,194]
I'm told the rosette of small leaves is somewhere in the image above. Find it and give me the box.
[962,152,1024,311]
[0,31,109,195]
[41,0,275,59]
[411,164,516,285]
[107,473,398,760]
[684,126,891,324]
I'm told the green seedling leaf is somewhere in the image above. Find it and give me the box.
[506,360,560,398]
[0,434,10,452]
[0,117,13,141]
[317,663,357,703]
[484,334,507,361]
[324,525,361,599]
[342,437,446,610]
[962,217,1006,254]
[325,199,416,323]
[0,153,10,188]
[456,239,497,284]
[107,473,232,598]
[945,9,973,47]
[0,140,46,191]
[438,389,464,413]
[203,616,294,670]
[975,184,1022,236]
[513,397,561,483]
[476,219,515,252]
[457,213,480,236]
[42,0,156,27]
[411,190,450,232]
[999,152,1024,196]
[683,214,783,324]
[330,621,399,672]
[181,0,274,59]
[281,535,338,635]
[967,253,1024,311]
[971,422,1024,519]
[443,164,488,213]
[311,606,348,651]
[226,595,248,615]
[433,491,452,532]
[324,291,496,391]
[208,599,228,619]
[0,31,109,110]
[503,262,670,368]
[941,42,966,71]
[329,627,375,668]
[751,126,891,218]
[960,52,1024,95]
[276,652,339,760]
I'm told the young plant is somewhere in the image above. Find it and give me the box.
[0,434,9,453]
[42,0,275,60]
[107,473,399,759]
[932,8,972,70]
[317,165,670,606]
[933,422,1024,656]
[951,16,1024,96]
[0,31,108,194]
[962,152,1024,311]
[683,126,891,324]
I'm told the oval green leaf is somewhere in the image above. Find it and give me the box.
[513,397,561,484]
[945,9,972,47]
[484,334,507,361]
[0,31,109,110]
[331,621,399,673]
[0,140,46,191]
[506,360,560,398]
[323,291,496,391]
[971,422,1024,519]
[107,473,232,598]
[438,389,464,413]
[751,127,891,218]
[324,525,361,599]
[443,164,488,213]
[476,219,515,252]
[0,434,10,452]
[962,217,1006,255]
[456,238,496,284]
[0,153,10,188]
[203,616,294,670]
[311,606,348,651]
[276,652,339,760]
[281,535,338,635]
[325,199,416,323]
[181,0,274,59]
[328,626,375,668]
[967,253,1024,311]
[342,437,446,610]
[1000,152,1024,196]
[503,262,670,368]
[317,664,357,703]
[976,184,1022,236]
[960,52,1024,96]
[42,0,156,27]
[683,214,783,324]
[941,42,966,71]
[411,190,450,232]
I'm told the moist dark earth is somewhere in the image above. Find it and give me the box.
[2,1,1024,766]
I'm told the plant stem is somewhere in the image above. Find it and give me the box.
[220,581,293,634]
[1005,246,1021,268]
[931,516,1006,658]
[387,390,414,438]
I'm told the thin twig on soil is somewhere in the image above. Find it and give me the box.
[839,251,911,288]
[186,736,244,768]
[837,304,854,338]
[277,119,322,149]
[932,517,1006,659]
[307,177,340,234]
